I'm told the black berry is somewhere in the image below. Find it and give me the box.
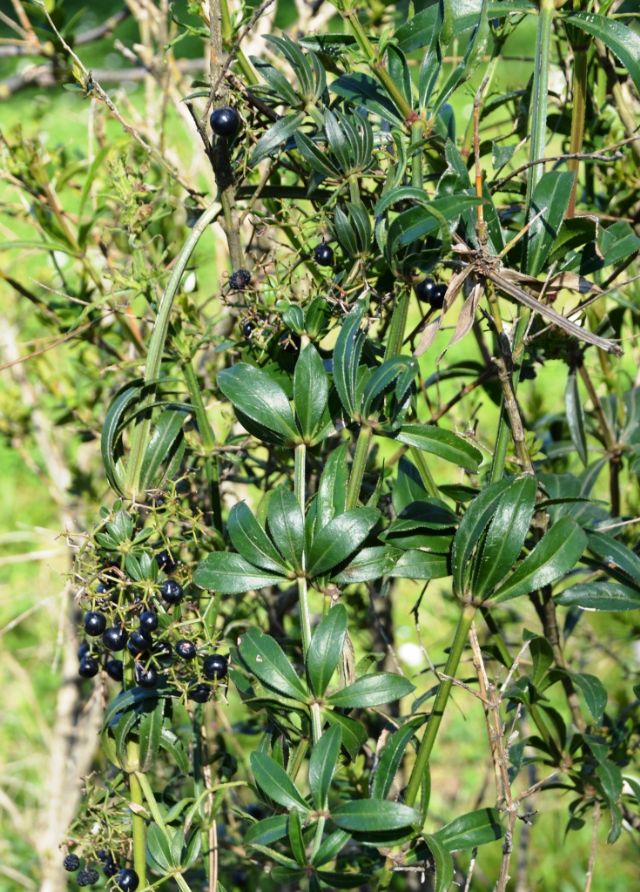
[203,653,228,680]
[139,610,158,632]
[79,656,99,679]
[128,629,152,655]
[103,858,118,878]
[84,611,106,636]
[210,106,240,137]
[105,658,124,681]
[63,854,80,872]
[415,279,446,308]
[77,867,99,886]
[175,639,197,660]
[188,683,212,703]
[102,626,127,652]
[156,550,176,573]
[77,641,90,660]
[229,268,252,291]
[135,665,158,688]
[242,320,254,338]
[161,579,184,604]
[96,850,108,862]
[313,243,334,267]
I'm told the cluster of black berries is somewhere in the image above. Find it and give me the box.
[414,278,447,308]
[229,268,252,291]
[63,853,138,889]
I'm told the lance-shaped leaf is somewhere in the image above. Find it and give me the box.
[194,552,288,594]
[451,478,511,596]
[101,380,143,494]
[388,550,449,580]
[238,628,308,700]
[567,12,640,94]
[371,716,426,800]
[361,356,418,418]
[250,752,310,811]
[328,672,415,708]
[267,487,305,570]
[139,408,187,490]
[308,507,380,577]
[228,502,288,573]
[571,672,608,724]
[332,546,400,584]
[294,343,329,439]
[245,815,289,846]
[587,532,640,585]
[492,517,587,603]
[473,475,537,598]
[333,302,367,420]
[565,368,588,466]
[309,726,342,808]
[217,363,298,441]
[432,807,503,851]
[396,424,482,472]
[250,113,305,167]
[324,712,368,759]
[314,444,349,533]
[555,581,640,611]
[332,800,418,832]
[527,171,575,276]
[424,834,455,892]
[307,604,348,696]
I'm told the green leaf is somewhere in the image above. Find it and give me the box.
[250,113,305,167]
[595,758,623,805]
[527,171,575,276]
[571,672,607,724]
[294,344,329,439]
[331,74,403,126]
[432,807,503,851]
[424,834,455,892]
[147,824,173,872]
[388,550,449,580]
[331,546,399,584]
[238,628,308,701]
[328,673,415,709]
[228,502,288,573]
[324,712,367,760]
[101,381,143,495]
[492,517,587,603]
[314,444,348,532]
[217,363,298,442]
[395,1,534,53]
[307,605,348,697]
[267,487,305,570]
[137,699,164,772]
[332,302,367,420]
[295,130,340,179]
[316,871,370,889]
[556,581,640,611]
[361,356,418,418]
[309,726,342,809]
[332,800,418,832]
[567,12,640,94]
[139,408,186,490]
[194,552,288,594]
[371,717,426,800]
[565,369,588,466]
[250,752,310,812]
[473,475,537,597]
[288,810,307,866]
[245,815,289,846]
[587,532,640,584]
[312,830,351,867]
[396,424,482,472]
[308,508,380,577]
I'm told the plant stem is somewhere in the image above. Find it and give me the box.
[125,201,220,500]
[128,765,147,888]
[405,603,476,809]
[489,315,528,483]
[182,359,223,534]
[135,771,194,892]
[525,0,555,221]
[409,446,439,499]
[566,38,588,217]
[345,425,373,509]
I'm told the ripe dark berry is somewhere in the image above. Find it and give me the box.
[175,639,197,660]
[105,658,124,681]
[128,629,152,655]
[203,653,228,680]
[103,858,118,878]
[96,581,109,594]
[160,579,183,604]
[79,656,99,679]
[139,610,158,632]
[77,641,90,660]
[156,550,176,573]
[430,283,447,309]
[415,279,446,308]
[314,243,334,267]
[84,611,106,636]
[135,665,158,688]
[229,268,252,291]
[63,854,80,872]
[242,320,254,338]
[96,850,108,862]
[210,106,240,138]
[77,867,99,886]
[102,626,127,652]
[188,683,212,703]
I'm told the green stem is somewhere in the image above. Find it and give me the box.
[409,446,439,499]
[345,425,373,509]
[125,201,220,500]
[525,0,555,222]
[128,764,147,889]
[405,604,476,809]
[489,314,528,483]
[182,359,223,534]
[136,773,194,892]
[566,40,588,217]
[410,121,424,189]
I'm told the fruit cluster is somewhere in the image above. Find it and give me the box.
[63,853,138,889]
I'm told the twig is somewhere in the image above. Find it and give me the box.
[583,801,601,892]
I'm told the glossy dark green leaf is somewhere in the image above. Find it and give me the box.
[328,672,415,708]
[218,363,298,441]
[138,698,164,771]
[250,752,310,812]
[309,726,342,808]
[331,546,400,584]
[311,829,351,867]
[308,508,380,577]
[147,823,173,872]
[251,843,303,870]
[568,12,640,94]
[315,444,349,533]
[288,810,307,866]
[331,73,403,126]
[492,517,587,603]
[307,604,348,696]
[316,871,370,889]
[250,113,305,167]
[101,381,143,495]
[294,343,329,439]
[361,357,417,418]
[371,716,426,800]
[194,552,288,593]
[565,369,588,466]
[388,549,450,580]
[571,672,607,724]
[332,302,367,420]
[332,800,418,832]
[268,487,305,570]
[587,532,640,585]
[424,833,455,892]
[396,424,482,472]
[527,171,575,276]
[245,815,289,846]
[432,807,503,851]
[228,502,288,573]
[324,712,367,760]
[556,581,640,611]
[596,758,623,805]
[158,727,189,773]
[103,685,171,728]
[473,475,537,597]
[238,628,308,700]
[395,1,534,52]
[295,130,340,178]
